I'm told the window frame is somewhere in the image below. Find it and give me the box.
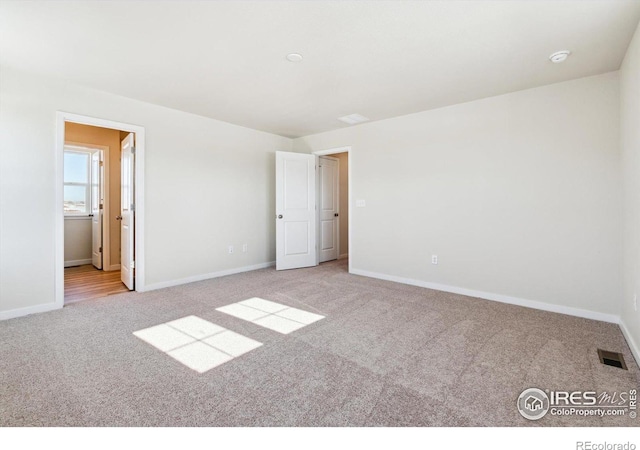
[63,147,93,217]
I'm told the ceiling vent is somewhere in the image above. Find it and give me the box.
[338,114,370,125]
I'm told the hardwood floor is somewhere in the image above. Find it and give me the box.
[64,265,130,304]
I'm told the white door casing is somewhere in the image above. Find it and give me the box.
[54,112,145,313]
[120,133,135,290]
[318,156,339,263]
[91,150,103,269]
[275,151,317,270]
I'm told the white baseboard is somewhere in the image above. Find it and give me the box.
[4,262,635,367]
[0,302,61,321]
[142,261,276,292]
[338,253,349,260]
[64,259,92,267]
[0,262,275,321]
[107,264,121,271]
[350,268,620,324]
[618,319,640,367]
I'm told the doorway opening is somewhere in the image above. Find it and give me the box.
[317,151,349,265]
[274,146,351,273]
[55,112,145,308]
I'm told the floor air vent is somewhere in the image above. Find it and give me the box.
[597,349,627,370]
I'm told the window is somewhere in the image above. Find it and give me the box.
[64,149,91,215]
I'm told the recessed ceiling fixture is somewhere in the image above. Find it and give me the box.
[338,114,369,125]
[286,53,303,62]
[549,50,571,63]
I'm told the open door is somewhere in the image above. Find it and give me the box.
[90,150,103,269]
[318,156,339,263]
[275,151,317,270]
[120,133,135,290]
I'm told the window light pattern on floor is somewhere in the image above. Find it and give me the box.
[133,315,262,373]
[216,298,324,334]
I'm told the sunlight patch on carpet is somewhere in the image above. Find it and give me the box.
[133,315,262,373]
[216,297,324,334]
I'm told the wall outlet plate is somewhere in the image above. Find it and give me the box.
[228,245,234,254]
[431,255,438,265]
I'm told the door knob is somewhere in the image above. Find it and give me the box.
[334,213,339,217]
[116,215,122,220]
[277,215,283,219]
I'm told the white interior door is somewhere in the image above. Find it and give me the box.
[120,133,135,290]
[275,151,317,270]
[318,156,339,263]
[91,150,103,269]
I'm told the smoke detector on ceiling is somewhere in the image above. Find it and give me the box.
[338,114,369,125]
[549,50,571,63]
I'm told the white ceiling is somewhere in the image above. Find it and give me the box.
[1,1,639,138]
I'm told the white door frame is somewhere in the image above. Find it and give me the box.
[55,111,146,309]
[64,142,110,270]
[312,146,351,273]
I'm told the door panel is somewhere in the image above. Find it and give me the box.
[320,220,334,250]
[91,151,103,269]
[120,133,135,290]
[284,160,310,209]
[284,221,310,255]
[276,151,317,270]
[318,156,339,262]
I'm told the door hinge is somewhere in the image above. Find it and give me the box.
[99,247,102,253]
[131,261,135,269]
[131,146,136,154]
[99,204,103,210]
[99,161,104,167]
[131,203,135,212]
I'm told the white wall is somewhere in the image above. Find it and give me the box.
[620,22,640,360]
[0,65,291,317]
[293,72,622,319]
[64,218,92,265]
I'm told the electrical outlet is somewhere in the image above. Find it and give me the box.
[242,244,248,253]
[356,199,366,207]
[228,245,234,254]
[431,255,438,265]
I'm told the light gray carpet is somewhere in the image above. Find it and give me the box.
[1,259,638,426]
